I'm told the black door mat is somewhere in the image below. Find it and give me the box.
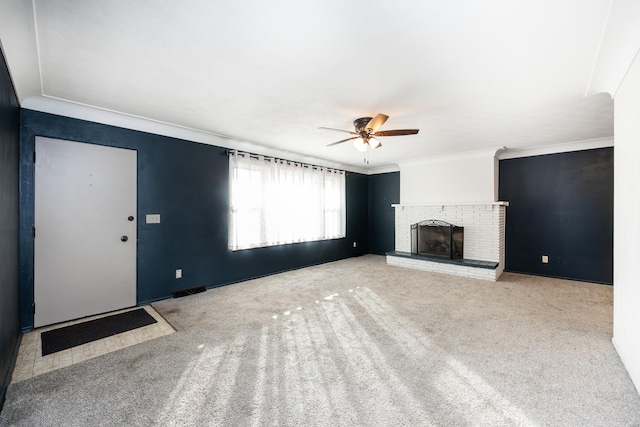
[41,308,157,356]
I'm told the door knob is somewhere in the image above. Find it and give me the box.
[121,236,128,242]
[128,216,134,221]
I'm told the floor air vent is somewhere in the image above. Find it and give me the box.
[173,286,206,298]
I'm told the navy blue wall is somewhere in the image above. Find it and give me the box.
[19,110,369,330]
[368,172,399,255]
[499,148,613,284]
[348,173,370,256]
[0,47,21,410]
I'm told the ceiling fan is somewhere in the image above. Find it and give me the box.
[320,114,419,152]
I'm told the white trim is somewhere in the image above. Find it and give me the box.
[585,0,614,97]
[23,95,370,174]
[613,44,640,98]
[31,0,44,97]
[584,0,640,98]
[366,164,400,175]
[22,97,614,174]
[498,137,614,160]
[392,201,509,208]
[395,147,505,168]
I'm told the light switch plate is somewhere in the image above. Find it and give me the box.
[146,214,160,224]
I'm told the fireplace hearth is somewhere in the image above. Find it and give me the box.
[411,220,463,259]
[390,202,507,281]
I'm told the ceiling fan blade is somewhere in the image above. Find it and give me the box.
[365,114,389,132]
[326,136,360,147]
[319,127,357,135]
[373,129,420,137]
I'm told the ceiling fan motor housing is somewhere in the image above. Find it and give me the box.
[354,117,373,133]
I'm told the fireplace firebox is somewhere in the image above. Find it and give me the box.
[411,220,464,259]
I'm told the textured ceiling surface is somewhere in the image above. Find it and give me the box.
[1,0,614,169]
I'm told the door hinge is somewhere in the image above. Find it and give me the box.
[33,151,36,163]
[32,303,36,314]
[32,226,36,238]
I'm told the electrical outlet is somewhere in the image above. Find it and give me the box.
[542,255,549,264]
[353,241,357,248]
[146,214,161,224]
[176,269,182,279]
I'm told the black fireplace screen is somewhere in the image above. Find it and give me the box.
[411,220,463,259]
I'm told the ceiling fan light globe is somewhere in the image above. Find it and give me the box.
[353,138,368,152]
[369,137,382,149]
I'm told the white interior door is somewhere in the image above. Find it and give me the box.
[34,137,137,327]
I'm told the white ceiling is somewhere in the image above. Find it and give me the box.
[0,0,616,171]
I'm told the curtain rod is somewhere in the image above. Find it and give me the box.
[224,149,345,173]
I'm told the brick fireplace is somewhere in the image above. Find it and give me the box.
[387,202,508,281]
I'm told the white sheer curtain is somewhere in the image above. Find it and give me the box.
[229,151,346,250]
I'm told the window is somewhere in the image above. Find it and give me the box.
[228,151,346,250]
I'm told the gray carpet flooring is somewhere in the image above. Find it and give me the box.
[1,255,639,426]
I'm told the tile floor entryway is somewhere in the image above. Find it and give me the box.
[11,305,175,383]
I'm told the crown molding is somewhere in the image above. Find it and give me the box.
[395,147,505,168]
[22,95,370,174]
[498,137,614,160]
[586,0,640,98]
[366,164,400,175]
